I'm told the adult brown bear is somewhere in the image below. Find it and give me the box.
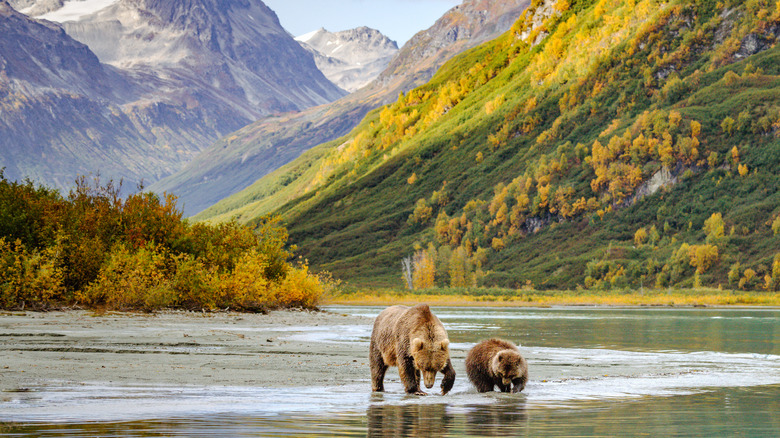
[369,304,456,395]
[465,338,528,393]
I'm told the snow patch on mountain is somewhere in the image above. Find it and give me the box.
[295,28,321,43]
[33,0,117,22]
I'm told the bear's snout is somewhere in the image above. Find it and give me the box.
[423,371,437,388]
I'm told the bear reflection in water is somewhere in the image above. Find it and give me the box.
[464,399,528,436]
[367,401,451,438]
[367,397,527,437]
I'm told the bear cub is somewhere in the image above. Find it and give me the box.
[369,304,456,395]
[466,338,528,393]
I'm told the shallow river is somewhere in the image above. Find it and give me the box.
[3,306,780,436]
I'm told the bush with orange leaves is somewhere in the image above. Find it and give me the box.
[0,237,65,310]
[0,173,336,311]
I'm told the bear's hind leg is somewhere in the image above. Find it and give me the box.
[472,375,496,393]
[370,343,388,392]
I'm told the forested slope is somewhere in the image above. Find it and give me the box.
[219,0,780,291]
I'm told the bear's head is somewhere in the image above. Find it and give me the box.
[491,349,524,388]
[411,337,450,388]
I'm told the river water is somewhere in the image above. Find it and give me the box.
[3,306,779,436]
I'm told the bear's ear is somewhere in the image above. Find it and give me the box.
[412,338,424,352]
[440,339,449,350]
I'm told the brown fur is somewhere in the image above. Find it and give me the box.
[369,304,456,395]
[465,338,528,393]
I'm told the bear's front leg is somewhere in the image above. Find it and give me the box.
[400,356,426,395]
[440,358,456,395]
[511,376,527,393]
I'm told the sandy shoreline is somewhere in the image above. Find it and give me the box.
[0,309,376,395]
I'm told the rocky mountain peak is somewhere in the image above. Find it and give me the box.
[125,0,282,50]
[299,26,397,58]
[296,26,398,92]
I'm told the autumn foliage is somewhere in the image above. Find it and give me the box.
[0,173,335,311]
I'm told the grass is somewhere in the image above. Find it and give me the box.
[323,287,780,307]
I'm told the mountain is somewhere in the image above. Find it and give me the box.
[48,0,345,115]
[1,0,344,191]
[0,1,143,189]
[296,27,398,93]
[153,0,531,217]
[200,0,780,292]
[377,0,533,89]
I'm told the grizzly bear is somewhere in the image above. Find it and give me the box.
[369,304,456,395]
[465,338,528,393]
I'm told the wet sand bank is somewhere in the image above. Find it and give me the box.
[0,310,375,394]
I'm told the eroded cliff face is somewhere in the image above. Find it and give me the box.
[0,0,344,192]
[0,1,143,188]
[0,1,119,96]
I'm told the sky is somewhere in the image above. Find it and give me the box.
[262,0,462,46]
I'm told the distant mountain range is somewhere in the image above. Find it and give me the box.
[296,27,398,93]
[153,0,531,217]
[0,0,344,191]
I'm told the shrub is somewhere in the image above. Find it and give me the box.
[0,172,65,249]
[77,243,175,311]
[1,166,335,311]
[584,259,626,290]
[58,233,108,293]
[703,213,725,242]
[634,227,648,246]
[273,264,328,309]
[739,268,758,290]
[0,238,65,310]
[170,254,219,310]
[687,244,719,274]
[254,215,293,281]
[408,198,433,224]
[774,254,780,281]
[122,192,186,249]
[187,221,258,271]
[728,262,741,285]
[215,250,274,310]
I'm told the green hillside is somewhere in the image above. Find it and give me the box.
[206,0,780,292]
